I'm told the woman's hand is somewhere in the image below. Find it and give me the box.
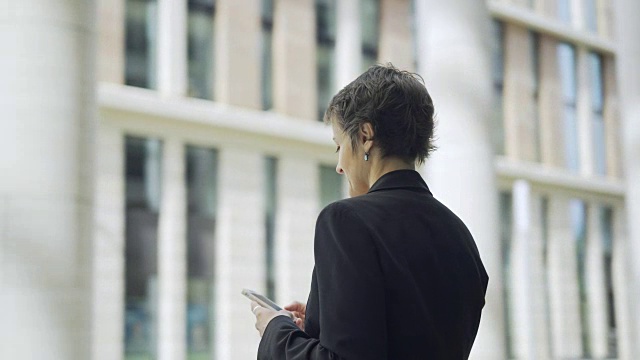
[250,301,294,337]
[284,301,306,331]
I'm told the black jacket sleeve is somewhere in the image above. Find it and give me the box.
[258,202,388,359]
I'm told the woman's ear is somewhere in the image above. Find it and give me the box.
[360,122,375,153]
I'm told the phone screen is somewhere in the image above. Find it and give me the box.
[242,289,282,311]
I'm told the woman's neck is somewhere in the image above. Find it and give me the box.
[368,158,415,189]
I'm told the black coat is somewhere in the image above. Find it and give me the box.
[258,170,488,359]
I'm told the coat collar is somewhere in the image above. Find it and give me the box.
[367,170,432,195]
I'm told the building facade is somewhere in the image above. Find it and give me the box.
[2,0,639,359]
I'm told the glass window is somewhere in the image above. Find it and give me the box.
[570,199,590,358]
[264,157,278,300]
[558,43,580,171]
[599,206,617,358]
[124,136,163,359]
[584,0,598,32]
[491,20,505,156]
[187,0,215,99]
[126,0,158,89]
[530,31,542,162]
[540,197,555,357]
[316,0,337,121]
[557,0,572,23]
[261,0,274,110]
[319,165,343,208]
[360,0,380,71]
[185,146,218,360]
[590,53,607,175]
[499,191,514,359]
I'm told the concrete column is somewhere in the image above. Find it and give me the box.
[274,158,318,304]
[509,181,536,359]
[503,23,537,162]
[272,0,316,119]
[214,0,261,109]
[576,47,595,176]
[378,0,414,71]
[539,35,565,167]
[215,149,265,360]
[98,0,125,83]
[0,1,96,359]
[547,197,583,358]
[585,203,609,358]
[157,0,187,96]
[91,124,126,360]
[157,140,187,360]
[615,0,640,358]
[613,205,632,360]
[335,0,361,90]
[415,1,505,358]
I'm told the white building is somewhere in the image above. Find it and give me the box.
[1,0,639,359]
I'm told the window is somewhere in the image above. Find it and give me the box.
[558,43,580,171]
[124,136,163,359]
[492,20,506,156]
[316,0,337,121]
[540,197,554,357]
[590,53,606,175]
[261,0,274,110]
[319,165,343,208]
[187,0,215,99]
[499,191,514,358]
[571,199,590,358]
[557,0,572,23]
[185,146,218,360]
[585,0,598,32]
[600,206,617,358]
[530,32,542,162]
[264,157,278,300]
[125,0,158,89]
[360,0,380,71]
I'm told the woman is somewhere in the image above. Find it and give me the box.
[251,64,488,359]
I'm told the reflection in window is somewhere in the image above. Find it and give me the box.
[499,192,514,359]
[316,0,337,121]
[124,137,162,360]
[264,157,278,300]
[600,206,617,358]
[187,0,215,99]
[185,146,218,360]
[491,20,505,156]
[590,53,606,175]
[360,0,380,71]
[261,0,274,110]
[571,199,590,358]
[125,0,158,89]
[319,165,343,208]
[558,43,579,171]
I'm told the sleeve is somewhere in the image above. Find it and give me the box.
[258,202,388,359]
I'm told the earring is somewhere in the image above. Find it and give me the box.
[364,153,369,161]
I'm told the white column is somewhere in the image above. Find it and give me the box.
[275,158,318,304]
[0,1,96,359]
[613,205,632,360]
[335,0,361,90]
[585,203,609,358]
[615,0,640,358]
[576,47,595,176]
[547,198,583,358]
[510,181,537,359]
[215,149,265,360]
[157,0,187,96]
[91,125,126,360]
[158,140,187,360]
[415,1,505,358]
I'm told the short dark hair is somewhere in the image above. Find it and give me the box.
[324,64,436,165]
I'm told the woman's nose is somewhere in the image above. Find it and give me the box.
[335,165,344,174]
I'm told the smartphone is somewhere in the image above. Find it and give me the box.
[242,288,283,311]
